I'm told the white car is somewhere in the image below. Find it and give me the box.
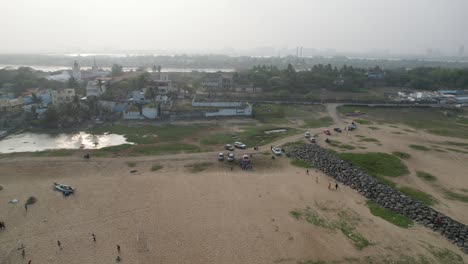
[227,153,235,162]
[271,146,282,156]
[305,132,311,138]
[218,152,224,161]
[234,142,246,149]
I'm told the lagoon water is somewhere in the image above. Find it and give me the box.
[0,132,132,154]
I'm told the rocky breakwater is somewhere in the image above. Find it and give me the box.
[289,144,468,254]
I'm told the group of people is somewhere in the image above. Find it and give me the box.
[13,235,122,263]
[306,169,339,190]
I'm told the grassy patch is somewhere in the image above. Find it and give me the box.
[98,144,133,152]
[392,151,411,159]
[150,164,163,171]
[254,104,328,124]
[291,159,313,168]
[392,131,405,134]
[368,126,379,130]
[337,152,408,177]
[416,171,437,182]
[91,124,209,144]
[327,140,356,150]
[291,207,370,250]
[423,243,464,264]
[366,200,413,228]
[446,148,468,154]
[358,137,379,143]
[32,149,74,157]
[442,141,468,147]
[409,144,431,151]
[126,162,136,167]
[200,133,234,145]
[130,143,202,156]
[398,186,437,206]
[302,117,334,128]
[444,190,468,203]
[354,119,372,125]
[185,162,213,173]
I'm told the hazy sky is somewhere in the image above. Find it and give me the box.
[1,0,467,55]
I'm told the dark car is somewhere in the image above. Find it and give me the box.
[334,128,342,133]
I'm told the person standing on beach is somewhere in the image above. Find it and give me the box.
[117,245,121,253]
[306,169,309,175]
[22,249,25,259]
[335,182,339,190]
[328,182,331,189]
[24,204,28,211]
[57,240,62,250]
[92,233,96,242]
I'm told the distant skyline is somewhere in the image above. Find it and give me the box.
[1,0,467,56]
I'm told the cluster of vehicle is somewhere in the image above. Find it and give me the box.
[304,122,358,144]
[218,142,247,162]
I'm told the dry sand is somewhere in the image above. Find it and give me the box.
[0,148,466,263]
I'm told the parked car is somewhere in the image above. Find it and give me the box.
[334,128,342,133]
[218,152,224,161]
[305,132,311,138]
[324,129,331,136]
[54,182,75,196]
[271,146,282,156]
[224,144,234,151]
[309,137,316,143]
[227,153,235,162]
[234,141,246,149]
[242,154,250,161]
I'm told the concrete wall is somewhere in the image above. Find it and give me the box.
[192,101,243,107]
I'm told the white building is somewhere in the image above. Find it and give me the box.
[50,88,76,105]
[72,60,81,81]
[86,80,107,97]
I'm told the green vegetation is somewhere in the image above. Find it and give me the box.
[200,133,233,145]
[302,117,334,128]
[366,200,414,228]
[354,119,372,125]
[253,103,328,125]
[150,164,163,171]
[446,148,468,154]
[442,141,468,147]
[98,144,133,153]
[392,151,411,159]
[130,143,202,156]
[399,186,437,206]
[368,126,379,130]
[290,159,312,168]
[409,145,431,151]
[91,124,207,145]
[444,190,468,203]
[337,152,408,178]
[423,243,464,264]
[358,137,379,143]
[31,149,74,157]
[416,171,437,182]
[185,162,213,173]
[126,162,136,167]
[290,207,370,250]
[326,140,356,150]
[338,106,468,140]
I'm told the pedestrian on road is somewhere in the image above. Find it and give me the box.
[306,169,309,175]
[92,233,96,242]
[57,240,62,250]
[117,245,121,253]
[22,249,25,259]
[335,182,339,190]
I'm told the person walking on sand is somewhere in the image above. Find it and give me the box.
[328,182,331,190]
[117,245,121,253]
[57,240,62,250]
[24,204,28,211]
[28,260,31,264]
[92,233,96,242]
[22,249,25,259]
[316,176,319,184]
[335,182,339,190]
[306,169,309,175]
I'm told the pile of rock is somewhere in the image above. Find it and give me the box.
[289,144,468,253]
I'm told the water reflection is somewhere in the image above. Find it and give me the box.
[0,132,133,154]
